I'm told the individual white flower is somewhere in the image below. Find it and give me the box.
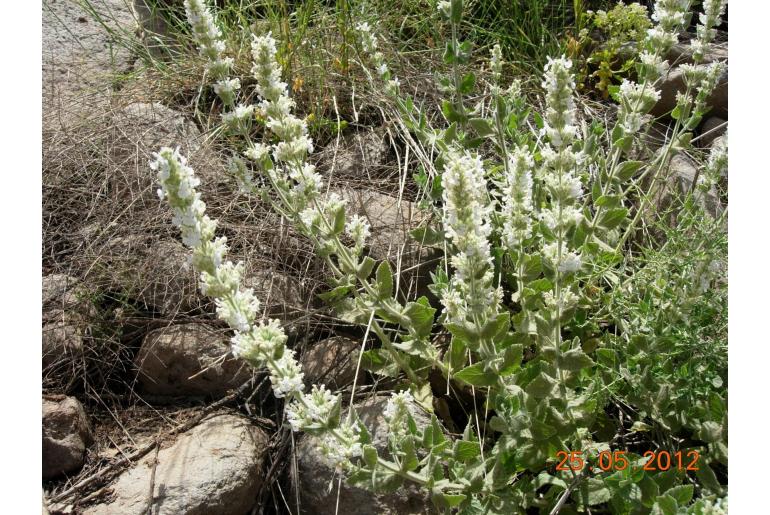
[215,287,260,331]
[377,62,388,77]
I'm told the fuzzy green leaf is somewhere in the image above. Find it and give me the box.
[469,117,494,137]
[454,362,498,387]
[615,160,643,182]
[559,349,595,371]
[376,261,393,299]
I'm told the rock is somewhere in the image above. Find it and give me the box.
[300,337,363,390]
[108,102,222,198]
[698,117,727,148]
[42,275,95,369]
[135,324,252,397]
[132,1,185,56]
[89,235,201,315]
[293,396,435,515]
[85,414,268,515]
[667,41,728,66]
[43,0,137,128]
[652,65,728,120]
[315,128,390,178]
[656,154,722,219]
[42,395,93,479]
[336,188,436,300]
[243,266,310,322]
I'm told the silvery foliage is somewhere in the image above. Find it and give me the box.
[156,0,728,512]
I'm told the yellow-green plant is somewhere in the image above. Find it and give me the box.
[154,0,728,511]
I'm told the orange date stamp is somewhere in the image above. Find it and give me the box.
[555,450,700,473]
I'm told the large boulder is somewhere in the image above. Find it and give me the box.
[135,324,252,397]
[43,0,137,128]
[300,336,363,390]
[292,396,436,515]
[85,414,268,515]
[43,395,93,479]
[42,274,95,369]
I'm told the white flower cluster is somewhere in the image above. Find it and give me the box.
[152,148,285,364]
[227,155,255,194]
[538,58,584,278]
[345,214,372,255]
[639,0,690,82]
[490,43,503,93]
[268,349,305,398]
[355,21,401,94]
[440,150,502,325]
[231,318,287,362]
[383,390,417,439]
[184,0,236,101]
[318,421,362,474]
[678,61,725,115]
[691,0,727,62]
[437,0,452,18]
[697,496,728,515]
[701,131,727,192]
[541,57,578,149]
[501,147,534,250]
[151,147,217,252]
[252,34,314,163]
[285,385,340,431]
[617,79,661,135]
[650,0,690,34]
[221,104,255,134]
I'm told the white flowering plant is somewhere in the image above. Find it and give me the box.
[153,0,727,512]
